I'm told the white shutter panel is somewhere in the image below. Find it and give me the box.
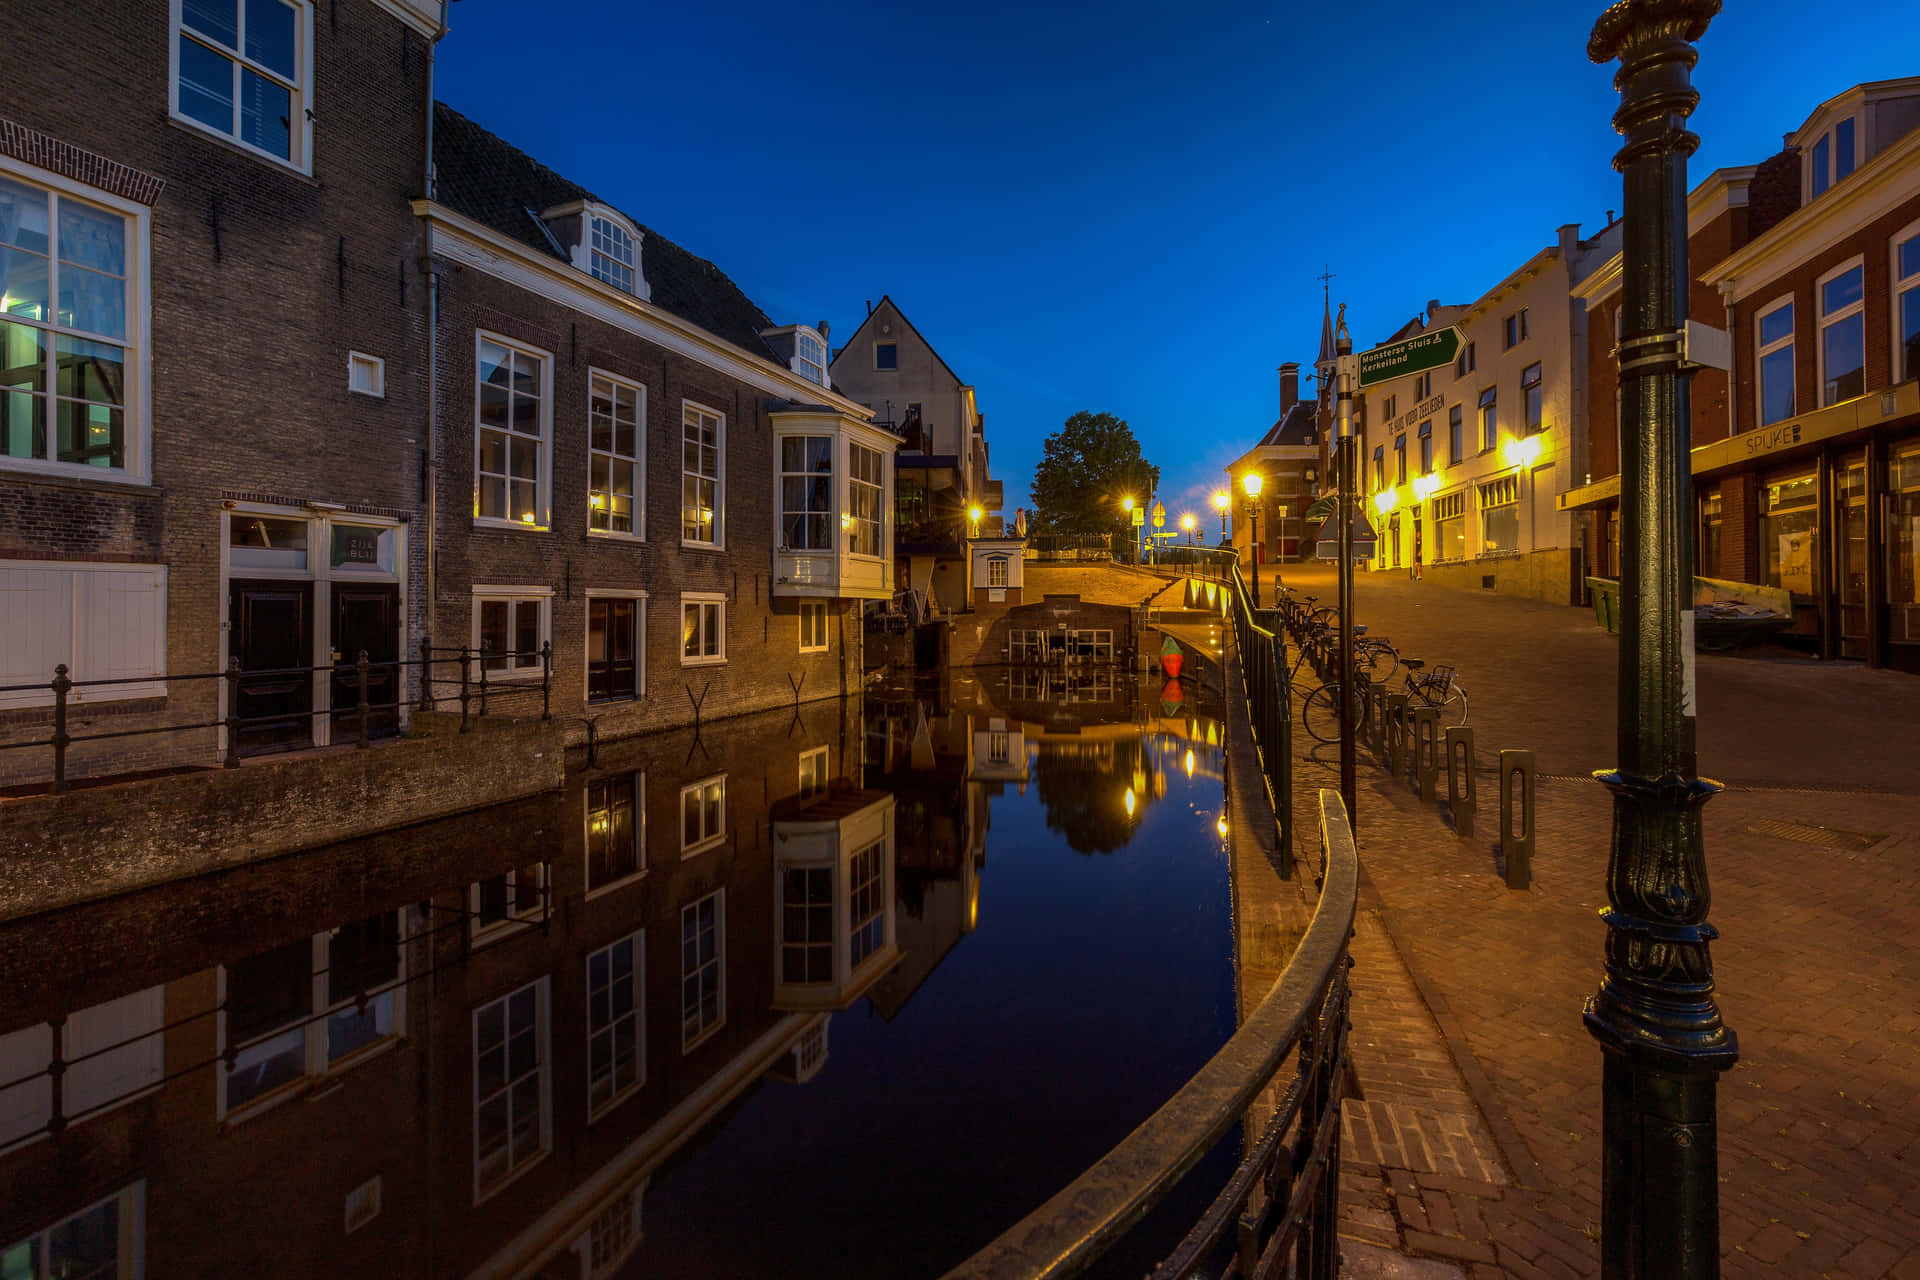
[63,986,165,1120]
[0,1022,53,1148]
[0,566,74,709]
[72,567,167,703]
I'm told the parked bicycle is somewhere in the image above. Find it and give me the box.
[1298,657,1468,745]
[1286,602,1400,681]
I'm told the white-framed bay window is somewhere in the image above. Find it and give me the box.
[218,910,408,1117]
[588,370,643,537]
[681,593,725,665]
[1818,257,1866,407]
[681,890,725,1051]
[1756,295,1796,426]
[1893,219,1920,384]
[473,977,551,1202]
[171,0,314,171]
[2,1182,145,1280]
[0,163,150,483]
[681,401,724,546]
[780,435,833,550]
[848,443,885,557]
[472,586,551,675]
[475,333,552,529]
[680,774,726,854]
[586,930,644,1121]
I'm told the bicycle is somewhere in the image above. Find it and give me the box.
[1286,606,1400,682]
[1298,657,1467,745]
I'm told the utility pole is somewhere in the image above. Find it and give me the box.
[1586,3,1736,1276]
[1334,308,1357,830]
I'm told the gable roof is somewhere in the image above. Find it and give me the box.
[1257,401,1318,448]
[827,294,968,390]
[431,103,778,359]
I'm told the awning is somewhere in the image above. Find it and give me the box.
[1301,495,1338,523]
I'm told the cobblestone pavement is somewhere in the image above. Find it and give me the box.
[1263,562,1920,1278]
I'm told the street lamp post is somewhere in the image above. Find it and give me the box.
[1181,513,1196,547]
[1122,495,1135,565]
[1240,471,1263,607]
[1587,5,1736,1277]
[1213,490,1230,545]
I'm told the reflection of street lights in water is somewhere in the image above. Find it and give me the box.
[1184,749,1195,778]
[1216,811,1229,839]
[1123,787,1137,817]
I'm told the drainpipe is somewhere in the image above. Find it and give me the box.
[420,2,449,710]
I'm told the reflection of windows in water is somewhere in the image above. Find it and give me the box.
[1065,669,1113,702]
[1010,666,1049,700]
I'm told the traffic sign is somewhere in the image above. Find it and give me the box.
[1152,502,1166,529]
[1313,508,1378,560]
[1358,325,1464,388]
[1131,506,1144,526]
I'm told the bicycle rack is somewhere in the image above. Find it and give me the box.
[1445,725,1477,838]
[1386,693,1410,777]
[1499,748,1536,890]
[1411,705,1440,802]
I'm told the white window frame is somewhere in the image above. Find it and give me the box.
[1755,293,1796,427]
[680,400,725,548]
[1806,115,1859,199]
[347,351,385,398]
[848,836,888,971]
[583,589,646,704]
[585,929,645,1122]
[588,215,638,295]
[0,987,165,1154]
[2,1182,146,1280]
[680,890,726,1052]
[0,158,153,486]
[680,592,726,666]
[470,586,552,677]
[472,977,551,1203]
[467,863,548,945]
[847,443,885,559]
[587,369,645,540]
[987,557,1009,589]
[168,0,315,172]
[216,912,409,1120]
[798,745,828,796]
[473,332,553,530]
[798,600,829,653]
[1893,217,1920,384]
[584,770,646,898]
[779,434,835,552]
[679,774,727,855]
[1817,256,1866,408]
[795,327,828,385]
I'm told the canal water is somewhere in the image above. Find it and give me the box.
[0,669,1238,1278]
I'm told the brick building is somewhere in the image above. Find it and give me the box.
[1560,77,1920,668]
[418,106,898,740]
[1225,361,1323,566]
[0,0,445,784]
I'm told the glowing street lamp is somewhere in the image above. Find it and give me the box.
[1212,489,1230,543]
[967,505,984,537]
[1241,471,1264,606]
[1180,512,1196,546]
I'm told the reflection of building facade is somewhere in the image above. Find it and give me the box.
[829,297,1000,615]
[0,698,875,1277]
[1562,78,1920,668]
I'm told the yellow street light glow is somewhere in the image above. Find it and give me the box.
[1180,513,1195,531]
[1241,471,1263,499]
[1183,749,1195,777]
[1503,436,1544,468]
[1217,812,1230,838]
[1373,488,1398,515]
[968,505,984,522]
[1212,490,1230,512]
[1123,496,1135,512]
[520,512,536,524]
[1124,787,1137,817]
[1412,474,1441,502]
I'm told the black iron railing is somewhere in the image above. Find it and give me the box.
[0,639,553,795]
[945,557,1345,1280]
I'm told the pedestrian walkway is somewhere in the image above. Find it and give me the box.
[1270,562,1920,1278]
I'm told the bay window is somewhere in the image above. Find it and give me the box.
[588,372,642,536]
[849,839,886,968]
[781,436,832,550]
[1757,298,1795,425]
[681,402,723,545]
[1,171,143,479]
[1819,261,1865,406]
[476,335,550,527]
[848,443,884,556]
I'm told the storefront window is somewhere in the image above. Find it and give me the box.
[1478,476,1519,554]
[1891,443,1920,643]
[1432,492,1466,562]
[1697,489,1721,577]
[1761,471,1819,596]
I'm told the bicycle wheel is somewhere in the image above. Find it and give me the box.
[1438,683,1468,727]
[1301,684,1342,744]
[1357,641,1399,681]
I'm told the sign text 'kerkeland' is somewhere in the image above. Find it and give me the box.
[1358,326,1464,388]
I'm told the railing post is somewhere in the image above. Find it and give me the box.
[478,648,489,717]
[1269,637,1291,877]
[459,645,472,733]
[356,649,371,748]
[541,640,552,721]
[224,658,242,768]
[50,664,70,794]
[1500,749,1535,890]
[1445,725,1477,838]
[418,634,434,712]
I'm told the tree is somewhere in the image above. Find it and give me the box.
[1029,412,1160,543]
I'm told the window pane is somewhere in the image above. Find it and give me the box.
[239,67,291,158]
[228,937,312,1044]
[1822,267,1863,315]
[0,246,50,324]
[244,0,298,80]
[46,1197,118,1277]
[1759,303,1793,347]
[480,600,507,662]
[1823,313,1864,404]
[1812,135,1830,196]
[329,913,400,1006]
[514,600,540,663]
[0,177,50,256]
[57,264,126,340]
[177,35,236,133]
[183,0,240,46]
[704,603,719,655]
[55,337,124,404]
[56,400,123,468]
[1834,118,1855,181]
[57,200,126,278]
[1901,238,1920,282]
[683,605,700,657]
[1901,289,1920,381]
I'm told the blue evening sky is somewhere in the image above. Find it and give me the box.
[435,1,1920,527]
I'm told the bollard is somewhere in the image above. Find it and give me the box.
[1499,748,1536,890]
[1386,693,1410,778]
[1411,705,1440,801]
[223,659,242,768]
[1445,725,1477,838]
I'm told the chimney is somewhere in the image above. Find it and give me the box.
[817,320,829,340]
[1279,362,1300,414]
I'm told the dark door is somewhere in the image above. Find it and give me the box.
[229,581,313,754]
[332,583,401,739]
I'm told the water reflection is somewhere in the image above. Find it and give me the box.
[0,673,1231,1278]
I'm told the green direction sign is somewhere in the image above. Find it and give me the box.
[1358,325,1463,388]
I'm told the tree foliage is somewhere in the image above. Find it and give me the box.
[1028,411,1160,537]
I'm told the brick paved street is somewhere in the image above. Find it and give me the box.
[1261,562,1920,1278]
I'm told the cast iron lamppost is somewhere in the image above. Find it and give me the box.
[1240,471,1263,606]
[1213,489,1230,544]
[1181,512,1196,546]
[1122,495,1135,564]
[1333,312,1358,831]
[1586,3,1736,1276]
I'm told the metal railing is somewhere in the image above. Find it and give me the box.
[0,639,553,795]
[944,791,1353,1279]
[945,559,1347,1280]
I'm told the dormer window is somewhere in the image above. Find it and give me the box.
[590,216,637,294]
[1809,116,1857,198]
[796,329,827,386]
